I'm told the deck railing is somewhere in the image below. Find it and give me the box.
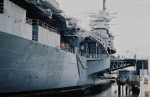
[32,19,59,34]
[111,55,149,60]
[82,53,109,59]
[60,43,75,53]
[0,6,60,34]
[26,17,32,25]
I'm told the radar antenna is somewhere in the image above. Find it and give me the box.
[103,0,106,11]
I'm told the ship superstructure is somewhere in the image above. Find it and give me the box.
[89,10,116,55]
[64,0,116,75]
[0,0,115,93]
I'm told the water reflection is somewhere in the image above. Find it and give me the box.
[89,83,139,97]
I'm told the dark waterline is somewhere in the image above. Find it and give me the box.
[2,82,140,97]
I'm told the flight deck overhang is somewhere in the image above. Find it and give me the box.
[11,0,67,31]
[25,0,62,13]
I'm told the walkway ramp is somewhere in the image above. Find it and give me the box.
[110,55,148,72]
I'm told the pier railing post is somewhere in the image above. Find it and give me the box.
[118,84,121,96]
[122,85,123,95]
[126,86,128,95]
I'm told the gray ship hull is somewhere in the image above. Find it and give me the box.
[0,31,110,93]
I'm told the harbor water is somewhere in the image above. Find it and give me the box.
[88,82,140,97]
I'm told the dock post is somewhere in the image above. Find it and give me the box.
[129,86,130,96]
[142,61,144,69]
[122,85,123,95]
[118,84,121,96]
[132,86,135,94]
[126,86,128,95]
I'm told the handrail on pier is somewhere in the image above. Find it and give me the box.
[111,55,149,60]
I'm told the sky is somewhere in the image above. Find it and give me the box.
[56,0,150,68]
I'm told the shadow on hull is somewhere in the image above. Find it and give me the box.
[1,82,112,97]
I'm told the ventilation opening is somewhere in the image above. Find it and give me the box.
[32,26,38,42]
[0,0,4,14]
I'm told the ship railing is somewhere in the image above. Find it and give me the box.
[0,6,60,34]
[64,43,70,51]
[95,32,104,39]
[82,53,109,59]
[32,19,60,34]
[112,55,149,60]
[65,30,79,36]
[62,43,75,53]
[26,17,32,25]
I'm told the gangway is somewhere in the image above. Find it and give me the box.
[110,55,149,72]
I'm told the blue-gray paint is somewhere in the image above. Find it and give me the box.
[32,25,38,41]
[0,31,109,93]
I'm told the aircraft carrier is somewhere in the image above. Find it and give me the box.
[0,0,116,93]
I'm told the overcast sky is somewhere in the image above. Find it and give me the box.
[57,0,150,60]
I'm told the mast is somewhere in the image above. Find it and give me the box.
[103,0,106,11]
